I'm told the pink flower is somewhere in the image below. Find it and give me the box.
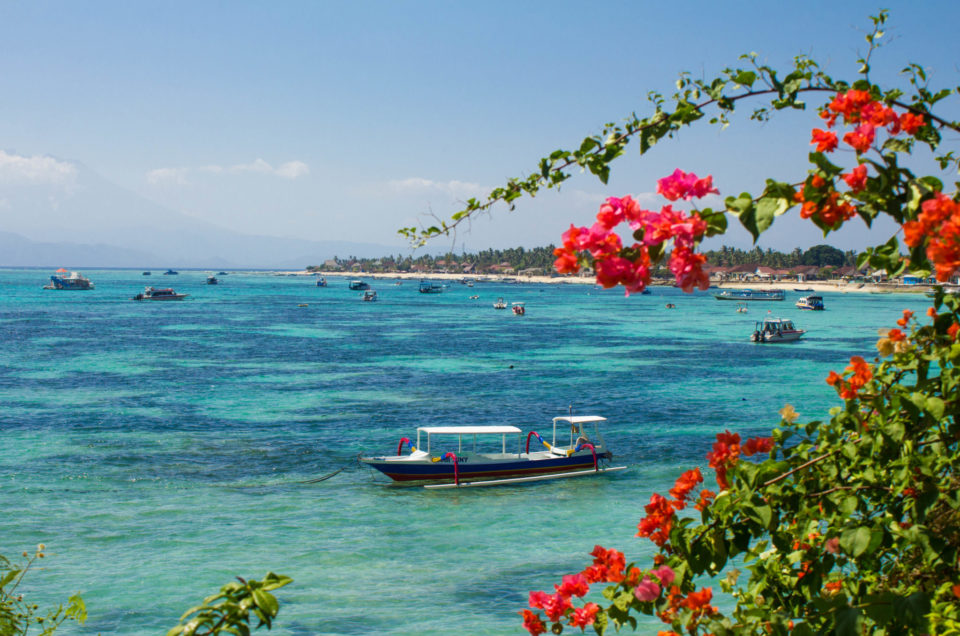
[657,169,719,201]
[555,573,590,599]
[668,247,710,292]
[595,257,634,289]
[553,248,580,275]
[824,537,840,554]
[651,565,675,587]
[584,223,622,259]
[596,197,625,230]
[634,577,661,601]
[529,591,571,622]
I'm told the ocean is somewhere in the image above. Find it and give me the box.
[0,269,931,634]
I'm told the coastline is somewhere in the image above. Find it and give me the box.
[271,270,937,295]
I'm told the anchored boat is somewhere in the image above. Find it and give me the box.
[132,286,188,301]
[751,317,805,342]
[43,269,94,290]
[796,295,824,310]
[714,289,785,301]
[360,415,626,488]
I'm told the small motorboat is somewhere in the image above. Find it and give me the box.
[362,290,378,302]
[493,297,507,309]
[469,295,479,300]
[142,271,151,276]
[796,295,824,310]
[132,286,188,301]
[348,280,370,290]
[163,269,179,276]
[316,276,327,287]
[512,302,525,316]
[418,280,444,294]
[751,317,805,342]
[360,415,626,488]
[206,275,219,285]
[665,303,676,309]
[736,303,748,313]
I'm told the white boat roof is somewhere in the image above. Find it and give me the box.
[417,426,522,435]
[553,416,607,424]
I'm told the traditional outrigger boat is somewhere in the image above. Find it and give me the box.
[360,415,626,489]
[714,289,784,301]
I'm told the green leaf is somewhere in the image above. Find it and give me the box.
[0,568,19,588]
[925,396,945,419]
[726,193,759,241]
[840,527,873,557]
[755,195,789,235]
[835,607,862,636]
[251,589,279,618]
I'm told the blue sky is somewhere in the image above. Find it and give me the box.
[1,1,957,254]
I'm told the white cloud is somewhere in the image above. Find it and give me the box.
[388,177,486,199]
[147,158,309,184]
[146,167,190,185]
[0,150,77,185]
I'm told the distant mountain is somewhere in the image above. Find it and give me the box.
[0,158,398,267]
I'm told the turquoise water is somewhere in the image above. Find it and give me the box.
[0,269,932,634]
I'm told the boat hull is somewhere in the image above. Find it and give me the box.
[361,452,612,484]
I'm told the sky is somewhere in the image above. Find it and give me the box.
[1,0,958,256]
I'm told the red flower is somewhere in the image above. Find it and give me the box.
[887,328,906,342]
[668,467,704,508]
[555,573,589,599]
[742,436,774,456]
[949,323,959,342]
[843,123,875,154]
[553,248,580,274]
[900,111,925,135]
[636,493,676,546]
[584,545,625,583]
[810,128,838,152]
[706,431,741,490]
[841,164,868,192]
[897,309,914,327]
[520,609,547,636]
[694,488,715,512]
[568,603,599,629]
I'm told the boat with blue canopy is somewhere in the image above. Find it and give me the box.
[360,415,626,488]
[714,288,784,301]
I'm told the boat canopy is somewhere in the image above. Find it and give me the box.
[553,416,607,424]
[417,426,521,435]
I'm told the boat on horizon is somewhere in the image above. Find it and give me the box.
[132,286,188,301]
[714,289,785,301]
[163,269,179,276]
[43,269,94,290]
[360,415,626,488]
[751,317,805,343]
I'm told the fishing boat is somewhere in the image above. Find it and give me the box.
[316,276,327,287]
[132,286,188,301]
[751,317,805,342]
[163,269,179,276]
[348,280,370,290]
[206,275,219,285]
[512,302,525,316]
[142,271,151,276]
[794,287,815,292]
[43,269,94,290]
[714,289,785,301]
[362,290,378,302]
[493,297,507,309]
[360,415,626,488]
[418,280,444,293]
[796,295,824,310]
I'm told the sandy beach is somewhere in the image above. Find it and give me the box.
[275,270,937,295]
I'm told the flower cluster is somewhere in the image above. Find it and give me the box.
[902,192,960,281]
[826,355,874,400]
[552,170,715,294]
[803,90,927,231]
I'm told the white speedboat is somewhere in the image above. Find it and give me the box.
[360,416,626,488]
[132,286,188,301]
[796,295,824,310]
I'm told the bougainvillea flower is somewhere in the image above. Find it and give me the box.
[742,437,774,456]
[568,603,599,629]
[656,169,719,201]
[668,467,703,508]
[651,565,675,587]
[555,573,589,599]
[900,111,925,135]
[841,164,868,192]
[520,609,547,636]
[634,577,661,601]
[843,123,875,154]
[811,128,838,153]
[636,493,676,546]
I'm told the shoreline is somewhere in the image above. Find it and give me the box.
[271,270,937,295]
